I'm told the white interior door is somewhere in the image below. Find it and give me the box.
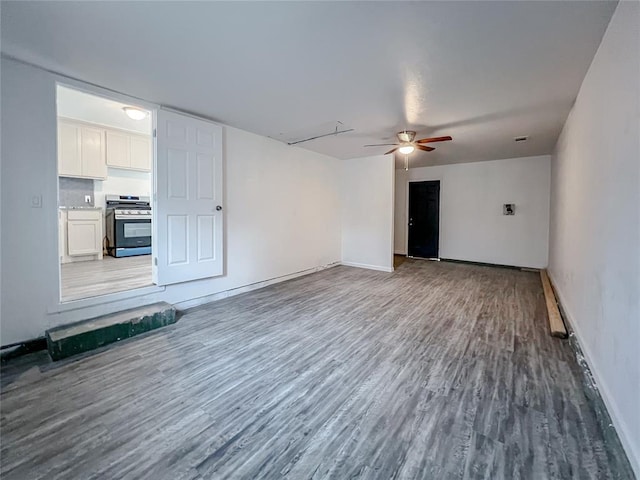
[154,109,223,285]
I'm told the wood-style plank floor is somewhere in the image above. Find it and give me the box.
[393,254,407,269]
[60,255,153,301]
[1,260,634,479]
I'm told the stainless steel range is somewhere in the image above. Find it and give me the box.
[105,195,152,257]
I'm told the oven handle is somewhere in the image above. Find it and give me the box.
[114,215,152,220]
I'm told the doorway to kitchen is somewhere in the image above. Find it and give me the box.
[56,85,155,302]
[407,180,440,259]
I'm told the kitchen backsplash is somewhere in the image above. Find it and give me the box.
[59,177,94,207]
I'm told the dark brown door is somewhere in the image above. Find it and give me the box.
[408,181,440,258]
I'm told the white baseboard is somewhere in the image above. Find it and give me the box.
[341,261,394,273]
[394,250,406,255]
[547,270,640,478]
[175,262,341,310]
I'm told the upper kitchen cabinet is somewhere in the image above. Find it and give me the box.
[130,135,152,171]
[58,119,107,179]
[106,129,152,172]
[81,126,107,178]
[105,130,130,169]
[58,121,82,176]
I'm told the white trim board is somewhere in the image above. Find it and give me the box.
[43,263,342,344]
[176,262,341,310]
[547,270,640,477]
[341,262,394,273]
[49,285,165,314]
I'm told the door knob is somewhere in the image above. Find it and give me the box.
[216,205,222,211]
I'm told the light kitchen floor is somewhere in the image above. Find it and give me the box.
[60,255,153,302]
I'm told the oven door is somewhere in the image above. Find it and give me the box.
[115,218,152,248]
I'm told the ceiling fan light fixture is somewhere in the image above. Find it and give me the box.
[398,144,415,155]
[123,106,149,121]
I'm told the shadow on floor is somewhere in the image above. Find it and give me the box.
[394,254,406,269]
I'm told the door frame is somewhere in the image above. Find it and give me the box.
[54,78,160,307]
[405,177,443,259]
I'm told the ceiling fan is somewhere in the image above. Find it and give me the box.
[364,130,452,155]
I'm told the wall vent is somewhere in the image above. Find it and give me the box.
[514,136,528,142]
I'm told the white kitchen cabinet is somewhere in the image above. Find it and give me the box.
[57,119,107,179]
[58,210,65,262]
[59,209,104,263]
[130,135,152,171]
[106,129,152,172]
[58,122,82,177]
[105,130,130,169]
[67,209,102,256]
[80,126,107,179]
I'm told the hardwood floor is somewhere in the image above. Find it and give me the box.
[60,255,153,301]
[1,260,634,479]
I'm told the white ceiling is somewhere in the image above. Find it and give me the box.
[1,1,616,168]
[57,86,152,135]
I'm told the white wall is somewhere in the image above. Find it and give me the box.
[0,57,342,345]
[94,168,152,208]
[395,155,550,268]
[1,59,58,345]
[548,1,640,475]
[341,155,395,272]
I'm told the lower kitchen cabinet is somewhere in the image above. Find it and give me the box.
[59,209,104,264]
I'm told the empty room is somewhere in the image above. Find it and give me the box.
[1,1,638,479]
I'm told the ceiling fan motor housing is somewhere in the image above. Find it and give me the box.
[398,131,417,143]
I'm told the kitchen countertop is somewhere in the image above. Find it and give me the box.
[59,206,103,210]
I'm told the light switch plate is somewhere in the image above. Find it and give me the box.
[31,195,42,208]
[85,195,92,204]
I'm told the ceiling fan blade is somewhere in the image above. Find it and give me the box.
[416,136,452,144]
[363,143,399,147]
[385,147,399,155]
[416,144,435,152]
